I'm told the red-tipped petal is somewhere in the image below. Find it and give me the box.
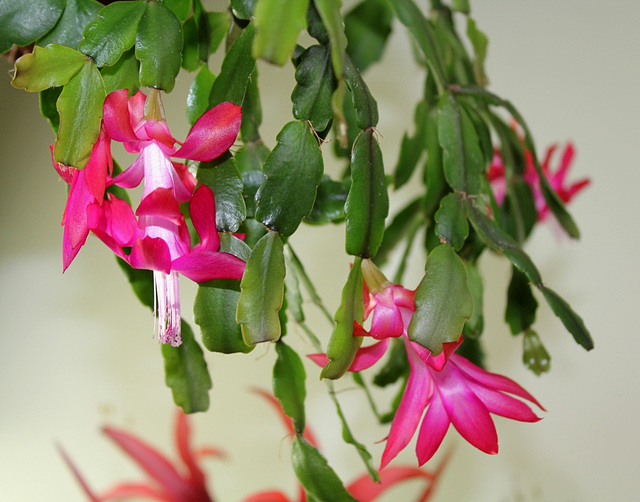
[136,188,183,223]
[415,389,450,465]
[129,236,173,273]
[174,102,241,161]
[189,186,220,252]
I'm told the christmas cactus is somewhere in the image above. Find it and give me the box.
[3,0,592,499]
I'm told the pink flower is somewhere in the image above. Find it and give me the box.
[97,89,245,346]
[52,129,115,270]
[488,142,590,222]
[59,409,226,502]
[309,262,544,468]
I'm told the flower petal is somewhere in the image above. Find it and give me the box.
[347,466,436,502]
[348,338,390,372]
[171,251,246,283]
[189,185,220,252]
[174,410,208,492]
[465,379,541,422]
[242,491,293,502]
[380,338,433,469]
[103,89,141,143]
[136,188,183,223]
[415,388,450,465]
[174,102,242,161]
[436,364,498,455]
[129,236,173,273]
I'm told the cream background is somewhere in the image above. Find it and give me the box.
[1,1,638,500]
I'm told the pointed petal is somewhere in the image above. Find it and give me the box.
[57,445,101,502]
[174,102,242,161]
[466,380,541,422]
[174,410,209,492]
[450,355,544,410]
[348,338,390,372]
[380,338,432,469]
[83,130,111,202]
[103,89,140,143]
[436,364,499,455]
[102,426,190,499]
[415,388,450,465]
[110,153,145,189]
[143,120,178,151]
[189,186,220,252]
[171,251,245,283]
[97,482,172,501]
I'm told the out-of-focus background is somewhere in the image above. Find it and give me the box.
[1,1,638,500]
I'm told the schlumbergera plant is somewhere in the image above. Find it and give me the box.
[4,0,593,499]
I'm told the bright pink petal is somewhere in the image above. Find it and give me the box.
[465,380,541,422]
[189,186,220,252]
[174,102,242,161]
[171,251,246,283]
[111,153,145,189]
[137,188,183,223]
[143,119,178,152]
[436,364,498,455]
[103,89,140,143]
[57,445,100,502]
[102,426,190,501]
[450,355,544,410]
[173,161,197,194]
[348,338,390,372]
[129,236,173,273]
[97,483,171,501]
[415,388,450,465]
[83,130,111,202]
[380,338,433,469]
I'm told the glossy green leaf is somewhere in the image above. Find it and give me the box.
[253,0,308,65]
[197,152,246,233]
[0,0,64,52]
[181,17,202,72]
[466,201,542,285]
[207,11,230,54]
[343,55,378,129]
[435,192,468,251]
[116,257,154,310]
[423,107,446,215]
[522,329,550,375]
[241,65,263,143]
[466,17,488,86]
[540,286,593,350]
[292,45,336,131]
[306,1,329,44]
[54,60,105,168]
[237,232,285,345]
[314,0,347,77]
[195,279,253,354]
[321,257,364,380]
[12,44,87,91]
[345,129,388,258]
[255,121,324,236]
[186,64,216,126]
[463,261,484,338]
[136,1,182,92]
[162,321,212,413]
[39,86,62,133]
[237,142,269,174]
[438,91,484,195]
[291,436,358,502]
[386,0,446,87]
[305,175,348,225]
[273,341,307,433]
[344,0,392,72]
[231,0,258,20]
[408,244,472,355]
[505,266,538,335]
[100,47,140,96]
[38,0,102,49]
[78,1,146,67]
[164,0,191,21]
[209,23,256,107]
[241,171,266,219]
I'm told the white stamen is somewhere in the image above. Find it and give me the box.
[153,270,182,346]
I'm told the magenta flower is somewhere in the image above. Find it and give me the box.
[60,409,226,502]
[310,262,544,468]
[52,129,113,270]
[96,89,245,346]
[488,142,590,222]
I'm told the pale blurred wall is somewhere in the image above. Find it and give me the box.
[1,1,639,500]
